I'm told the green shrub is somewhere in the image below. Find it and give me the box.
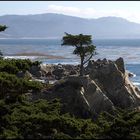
[0,59,41,74]
[0,72,43,101]
[0,98,140,139]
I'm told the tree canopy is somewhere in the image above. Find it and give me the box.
[62,33,96,76]
[0,25,7,32]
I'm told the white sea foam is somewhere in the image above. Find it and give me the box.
[132,74,136,77]
[129,72,136,77]
[4,56,39,60]
[126,70,136,77]
[133,82,140,86]
[42,61,79,65]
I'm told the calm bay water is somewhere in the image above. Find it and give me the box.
[0,38,140,86]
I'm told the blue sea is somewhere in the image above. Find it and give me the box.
[0,38,140,86]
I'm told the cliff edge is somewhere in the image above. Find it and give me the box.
[29,58,140,118]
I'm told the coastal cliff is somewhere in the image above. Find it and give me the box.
[1,58,140,139]
[26,57,140,117]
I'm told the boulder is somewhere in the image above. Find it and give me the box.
[29,65,47,78]
[35,71,42,78]
[69,70,78,75]
[29,65,41,77]
[52,67,65,80]
[39,64,79,79]
[30,65,40,74]
[16,70,32,79]
[46,71,55,80]
[24,71,33,79]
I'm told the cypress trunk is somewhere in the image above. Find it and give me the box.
[80,57,84,76]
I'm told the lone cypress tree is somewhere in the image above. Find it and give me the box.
[62,33,96,76]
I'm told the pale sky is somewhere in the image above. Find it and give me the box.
[1,1,140,23]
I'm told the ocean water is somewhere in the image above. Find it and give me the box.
[0,38,140,86]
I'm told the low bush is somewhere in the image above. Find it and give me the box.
[0,59,41,74]
[0,72,43,101]
[0,97,139,139]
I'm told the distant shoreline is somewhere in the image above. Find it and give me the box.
[4,52,66,59]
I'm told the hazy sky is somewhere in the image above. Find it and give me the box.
[1,1,140,23]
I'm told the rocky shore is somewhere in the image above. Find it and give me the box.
[19,57,140,118]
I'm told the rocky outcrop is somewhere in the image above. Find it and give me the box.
[29,65,47,78]
[17,64,79,84]
[29,64,79,80]
[52,65,65,80]
[17,70,32,79]
[27,58,140,118]
[87,57,140,109]
[65,76,116,116]
[42,75,115,118]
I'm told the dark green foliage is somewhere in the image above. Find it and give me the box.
[0,59,43,102]
[62,33,92,46]
[62,33,96,76]
[0,25,7,32]
[108,110,140,139]
[0,59,41,74]
[0,96,139,139]
[0,72,43,101]
[95,110,140,139]
[0,99,100,139]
